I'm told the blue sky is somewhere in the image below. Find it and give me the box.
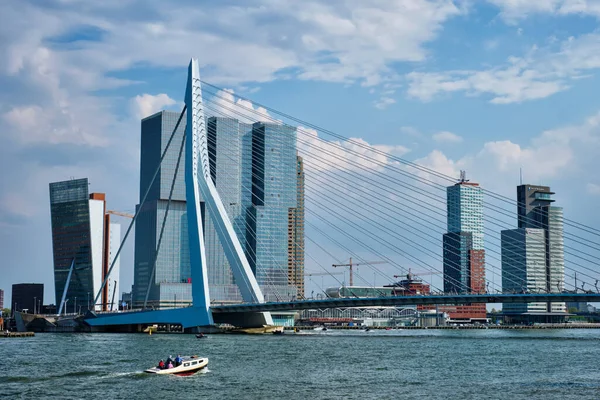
[2,0,600,306]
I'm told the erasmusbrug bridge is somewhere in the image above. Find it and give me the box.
[85,58,600,330]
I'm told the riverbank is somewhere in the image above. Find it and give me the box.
[288,323,600,330]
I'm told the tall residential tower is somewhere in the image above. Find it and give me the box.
[442,171,487,320]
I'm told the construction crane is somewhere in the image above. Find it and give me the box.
[106,210,134,218]
[305,272,344,277]
[394,268,442,280]
[332,258,387,287]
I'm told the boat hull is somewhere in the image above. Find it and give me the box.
[145,357,208,376]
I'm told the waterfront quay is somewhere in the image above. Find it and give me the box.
[1,331,35,338]
[288,323,600,331]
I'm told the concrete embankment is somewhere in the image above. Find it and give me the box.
[1,332,35,338]
[288,323,600,330]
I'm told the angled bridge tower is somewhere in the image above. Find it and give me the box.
[186,58,273,327]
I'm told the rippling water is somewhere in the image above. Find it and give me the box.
[1,329,600,399]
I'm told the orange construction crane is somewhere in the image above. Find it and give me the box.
[332,258,387,286]
[106,210,134,219]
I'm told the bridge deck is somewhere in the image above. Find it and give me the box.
[210,293,600,313]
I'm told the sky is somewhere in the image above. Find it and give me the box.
[2,0,600,307]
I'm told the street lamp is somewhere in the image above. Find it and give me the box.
[34,297,37,314]
[64,299,69,316]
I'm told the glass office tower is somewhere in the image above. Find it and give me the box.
[133,113,301,307]
[502,185,566,318]
[246,122,299,302]
[49,179,114,312]
[49,179,96,311]
[132,111,191,308]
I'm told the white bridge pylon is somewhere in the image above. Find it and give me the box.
[185,58,273,325]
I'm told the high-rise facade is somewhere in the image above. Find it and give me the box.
[288,155,305,299]
[50,179,121,312]
[133,113,301,307]
[11,284,43,315]
[0,289,3,309]
[204,117,247,303]
[502,185,566,318]
[247,122,299,302]
[442,173,486,320]
[132,111,191,308]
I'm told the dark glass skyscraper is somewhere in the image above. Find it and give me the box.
[502,184,565,317]
[11,284,43,315]
[49,178,95,311]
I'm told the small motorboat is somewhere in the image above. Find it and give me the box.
[145,356,208,376]
[196,333,207,339]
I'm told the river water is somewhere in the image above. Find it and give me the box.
[1,329,599,399]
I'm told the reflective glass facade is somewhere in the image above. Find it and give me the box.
[133,112,302,307]
[447,183,484,250]
[247,123,298,302]
[443,181,486,318]
[502,185,565,314]
[133,111,191,308]
[49,178,95,310]
[204,117,246,302]
[443,232,472,293]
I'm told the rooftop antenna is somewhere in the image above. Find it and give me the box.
[459,170,469,183]
[519,168,523,185]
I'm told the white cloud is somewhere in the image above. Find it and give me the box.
[400,126,423,137]
[406,32,600,103]
[209,88,276,123]
[586,183,600,195]
[131,93,177,119]
[374,96,396,110]
[298,126,410,174]
[488,0,600,22]
[412,109,600,195]
[432,131,463,143]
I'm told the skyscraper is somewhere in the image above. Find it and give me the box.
[132,111,190,308]
[288,155,305,299]
[49,179,121,312]
[502,184,566,319]
[133,113,301,307]
[246,122,299,302]
[442,172,486,320]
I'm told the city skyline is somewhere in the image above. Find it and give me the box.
[4,2,600,308]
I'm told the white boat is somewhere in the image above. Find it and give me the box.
[145,356,208,376]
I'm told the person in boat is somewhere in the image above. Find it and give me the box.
[166,355,173,366]
[175,355,182,367]
[167,361,174,369]
[158,360,165,369]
